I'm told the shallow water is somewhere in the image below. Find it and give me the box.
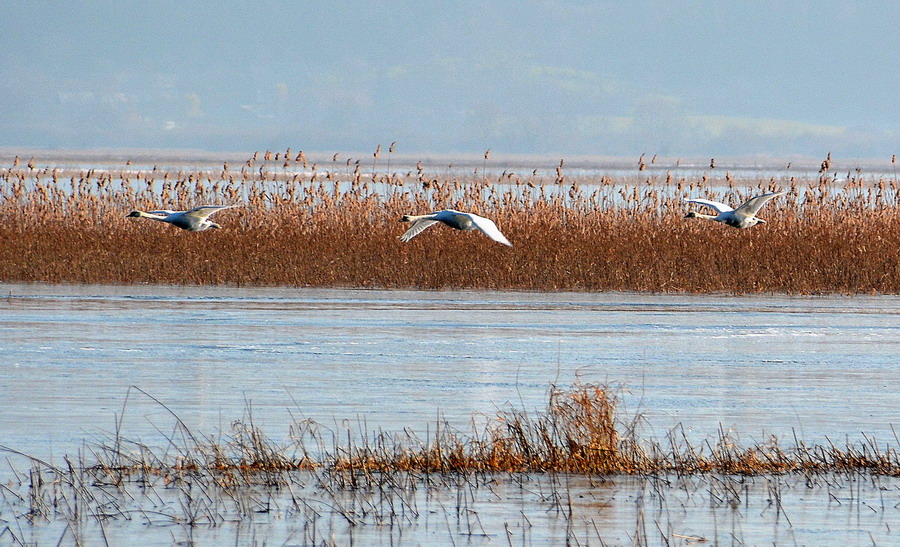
[12,472,899,546]
[2,283,900,544]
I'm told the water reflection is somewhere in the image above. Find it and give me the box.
[3,283,899,458]
[9,468,899,545]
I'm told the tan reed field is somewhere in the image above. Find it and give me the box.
[1,151,899,293]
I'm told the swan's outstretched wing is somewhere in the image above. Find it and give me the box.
[400,219,440,242]
[467,214,513,246]
[185,205,234,220]
[685,198,733,214]
[734,191,785,217]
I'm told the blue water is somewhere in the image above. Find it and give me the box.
[2,283,899,545]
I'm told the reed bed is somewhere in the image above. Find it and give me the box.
[1,151,899,293]
[6,383,900,487]
[75,383,900,481]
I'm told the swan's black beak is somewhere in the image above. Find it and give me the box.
[126,211,140,218]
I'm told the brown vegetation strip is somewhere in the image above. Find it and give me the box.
[68,383,900,484]
[2,155,900,293]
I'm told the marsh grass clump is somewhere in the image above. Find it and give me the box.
[325,384,624,476]
[8,383,900,486]
[2,151,900,293]
[96,382,900,484]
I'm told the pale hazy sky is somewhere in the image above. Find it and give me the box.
[1,1,897,158]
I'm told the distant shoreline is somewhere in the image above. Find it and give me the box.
[1,146,895,175]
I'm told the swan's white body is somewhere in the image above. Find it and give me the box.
[400,209,512,246]
[127,205,234,231]
[685,191,785,229]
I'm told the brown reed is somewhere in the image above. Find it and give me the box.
[1,153,899,293]
[18,382,900,483]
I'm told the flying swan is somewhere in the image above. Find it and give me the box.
[126,205,235,231]
[400,209,513,246]
[684,191,785,229]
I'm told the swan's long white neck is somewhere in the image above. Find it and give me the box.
[136,211,169,222]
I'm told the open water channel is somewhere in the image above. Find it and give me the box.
[1,283,899,544]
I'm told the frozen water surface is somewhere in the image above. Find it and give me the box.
[1,283,899,544]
